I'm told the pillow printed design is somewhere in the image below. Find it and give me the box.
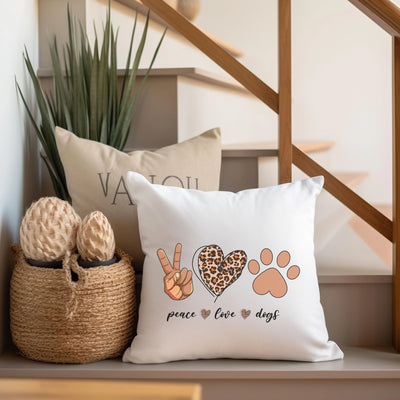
[158,243,301,303]
[195,244,247,299]
[123,172,344,364]
[55,126,221,268]
[249,248,300,297]
[157,243,193,301]
[159,243,248,301]
[156,242,298,327]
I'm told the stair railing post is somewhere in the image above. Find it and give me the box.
[393,36,400,351]
[278,0,292,184]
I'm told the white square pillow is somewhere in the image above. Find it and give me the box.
[123,172,343,363]
[55,126,221,268]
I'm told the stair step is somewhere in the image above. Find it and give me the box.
[38,67,247,95]
[1,347,399,399]
[1,269,393,399]
[348,204,392,268]
[39,66,276,150]
[222,140,335,157]
[0,346,397,379]
[121,139,336,157]
[220,142,336,192]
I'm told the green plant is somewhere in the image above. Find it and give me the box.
[17,5,166,201]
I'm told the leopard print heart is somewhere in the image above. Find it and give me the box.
[196,244,247,297]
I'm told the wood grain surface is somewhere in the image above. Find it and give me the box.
[0,379,202,400]
[393,36,400,351]
[278,0,292,183]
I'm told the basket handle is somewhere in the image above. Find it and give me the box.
[62,251,84,319]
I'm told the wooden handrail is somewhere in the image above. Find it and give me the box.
[140,0,279,113]
[393,36,400,350]
[278,0,292,183]
[348,0,400,36]
[292,145,393,242]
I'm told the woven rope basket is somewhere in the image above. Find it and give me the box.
[10,245,136,364]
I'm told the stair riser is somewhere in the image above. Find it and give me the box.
[320,279,391,347]
[176,76,276,144]
[220,157,259,192]
[38,75,180,149]
[220,153,333,193]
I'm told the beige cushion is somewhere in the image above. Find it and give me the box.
[55,126,221,268]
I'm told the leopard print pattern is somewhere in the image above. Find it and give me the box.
[198,244,247,296]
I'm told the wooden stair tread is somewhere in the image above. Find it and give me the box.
[114,0,243,58]
[222,141,335,157]
[38,67,248,95]
[125,140,335,156]
[1,347,400,380]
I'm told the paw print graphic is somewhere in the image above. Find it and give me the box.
[248,249,300,298]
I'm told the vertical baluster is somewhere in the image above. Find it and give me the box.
[393,36,400,351]
[278,0,292,183]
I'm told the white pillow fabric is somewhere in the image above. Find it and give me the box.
[55,126,221,268]
[123,172,343,363]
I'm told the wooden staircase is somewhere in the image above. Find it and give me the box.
[3,1,400,399]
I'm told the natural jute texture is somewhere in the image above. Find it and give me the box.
[77,211,115,262]
[10,245,136,364]
[20,197,81,262]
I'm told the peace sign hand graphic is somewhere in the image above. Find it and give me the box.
[157,243,194,301]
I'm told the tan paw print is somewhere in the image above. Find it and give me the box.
[248,249,300,298]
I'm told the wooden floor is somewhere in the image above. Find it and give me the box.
[0,378,201,400]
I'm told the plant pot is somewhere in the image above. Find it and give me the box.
[10,245,136,364]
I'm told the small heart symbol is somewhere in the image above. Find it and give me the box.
[241,309,251,319]
[201,309,211,319]
[196,245,247,298]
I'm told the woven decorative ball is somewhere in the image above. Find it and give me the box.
[77,211,115,262]
[10,245,136,364]
[20,197,81,262]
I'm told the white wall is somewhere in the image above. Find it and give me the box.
[0,0,39,353]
